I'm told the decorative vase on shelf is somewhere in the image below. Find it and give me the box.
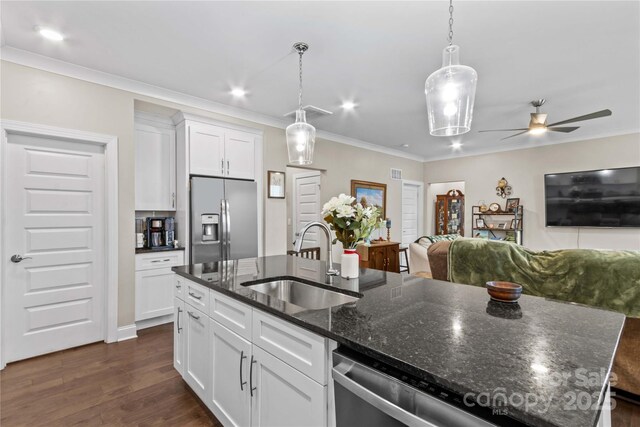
[341,248,359,279]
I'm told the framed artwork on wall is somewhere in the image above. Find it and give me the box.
[351,180,387,219]
[268,170,285,199]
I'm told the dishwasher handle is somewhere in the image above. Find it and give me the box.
[332,362,438,427]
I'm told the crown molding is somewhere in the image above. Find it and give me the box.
[1,46,424,162]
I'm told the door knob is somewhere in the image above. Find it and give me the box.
[11,254,32,263]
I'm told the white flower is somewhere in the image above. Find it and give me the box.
[337,193,355,205]
[335,204,355,218]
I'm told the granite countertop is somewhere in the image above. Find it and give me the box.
[173,255,624,427]
[135,247,185,254]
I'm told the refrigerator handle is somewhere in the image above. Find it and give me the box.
[225,199,231,257]
[220,199,226,259]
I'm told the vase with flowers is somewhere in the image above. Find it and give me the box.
[322,193,383,278]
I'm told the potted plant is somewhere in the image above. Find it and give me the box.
[322,194,383,278]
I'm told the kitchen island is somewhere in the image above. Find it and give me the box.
[173,255,624,427]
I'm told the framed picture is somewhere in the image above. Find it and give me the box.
[268,170,285,199]
[351,180,387,218]
[474,230,489,239]
[476,218,486,228]
[505,198,520,213]
[497,222,507,229]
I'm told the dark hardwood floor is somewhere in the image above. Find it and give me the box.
[0,324,220,426]
[1,323,638,426]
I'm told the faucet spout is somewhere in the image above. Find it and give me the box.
[294,221,340,276]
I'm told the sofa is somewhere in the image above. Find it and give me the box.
[408,234,459,275]
[427,237,640,398]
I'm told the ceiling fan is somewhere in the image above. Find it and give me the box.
[479,99,612,140]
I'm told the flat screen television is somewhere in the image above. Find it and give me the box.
[544,166,640,227]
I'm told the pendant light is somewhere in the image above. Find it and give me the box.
[425,0,477,136]
[286,42,316,165]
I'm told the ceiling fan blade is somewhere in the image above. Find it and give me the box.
[546,109,612,127]
[478,129,528,132]
[548,126,580,133]
[501,130,529,141]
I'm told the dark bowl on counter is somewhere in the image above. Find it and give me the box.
[486,281,523,303]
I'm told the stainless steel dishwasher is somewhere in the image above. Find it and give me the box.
[333,349,505,427]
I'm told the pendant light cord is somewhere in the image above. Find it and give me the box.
[448,0,454,45]
[298,50,304,110]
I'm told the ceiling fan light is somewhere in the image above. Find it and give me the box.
[529,126,547,135]
[426,45,478,137]
[286,109,315,165]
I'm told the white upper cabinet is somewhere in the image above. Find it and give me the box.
[189,123,225,177]
[185,119,256,180]
[134,115,176,211]
[225,130,256,180]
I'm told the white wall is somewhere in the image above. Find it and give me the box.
[423,134,640,251]
[426,181,466,236]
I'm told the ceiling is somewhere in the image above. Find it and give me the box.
[1,1,639,161]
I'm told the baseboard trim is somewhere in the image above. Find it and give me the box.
[116,324,138,342]
[136,314,174,331]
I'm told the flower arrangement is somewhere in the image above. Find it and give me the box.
[322,193,383,249]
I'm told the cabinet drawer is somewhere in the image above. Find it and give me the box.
[135,251,185,271]
[252,310,327,384]
[210,291,252,341]
[185,279,210,314]
[174,275,185,300]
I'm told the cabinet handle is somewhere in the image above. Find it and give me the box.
[177,307,182,333]
[221,159,224,172]
[227,160,230,174]
[172,192,175,208]
[250,355,257,397]
[188,291,202,300]
[239,350,247,391]
[150,259,171,263]
[176,284,181,289]
[187,311,200,320]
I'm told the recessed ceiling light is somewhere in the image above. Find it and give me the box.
[36,27,64,41]
[231,88,247,98]
[451,142,463,149]
[341,101,357,110]
[401,144,410,148]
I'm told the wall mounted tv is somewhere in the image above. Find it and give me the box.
[545,166,640,227]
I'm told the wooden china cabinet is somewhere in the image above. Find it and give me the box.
[435,190,464,235]
[356,241,400,273]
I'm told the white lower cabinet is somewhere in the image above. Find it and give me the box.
[184,304,211,403]
[174,297,185,375]
[135,268,175,320]
[251,344,326,427]
[174,276,331,427]
[209,319,252,427]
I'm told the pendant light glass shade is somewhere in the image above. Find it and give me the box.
[286,109,316,165]
[425,45,477,136]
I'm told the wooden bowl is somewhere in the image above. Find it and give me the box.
[486,281,523,303]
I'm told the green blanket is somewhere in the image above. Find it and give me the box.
[448,238,640,317]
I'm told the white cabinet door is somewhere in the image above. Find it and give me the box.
[251,345,326,427]
[135,122,176,211]
[209,319,251,427]
[184,305,210,402]
[225,130,255,180]
[189,123,225,177]
[174,297,185,375]
[135,268,175,321]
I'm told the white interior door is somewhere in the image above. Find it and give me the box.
[292,172,321,250]
[402,181,423,267]
[4,133,106,363]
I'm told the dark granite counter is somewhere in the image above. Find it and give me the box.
[135,247,185,254]
[173,255,624,427]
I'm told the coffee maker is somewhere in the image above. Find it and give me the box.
[145,217,175,249]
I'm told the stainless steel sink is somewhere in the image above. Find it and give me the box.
[245,280,359,310]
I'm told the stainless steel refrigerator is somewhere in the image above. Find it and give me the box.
[190,176,258,264]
